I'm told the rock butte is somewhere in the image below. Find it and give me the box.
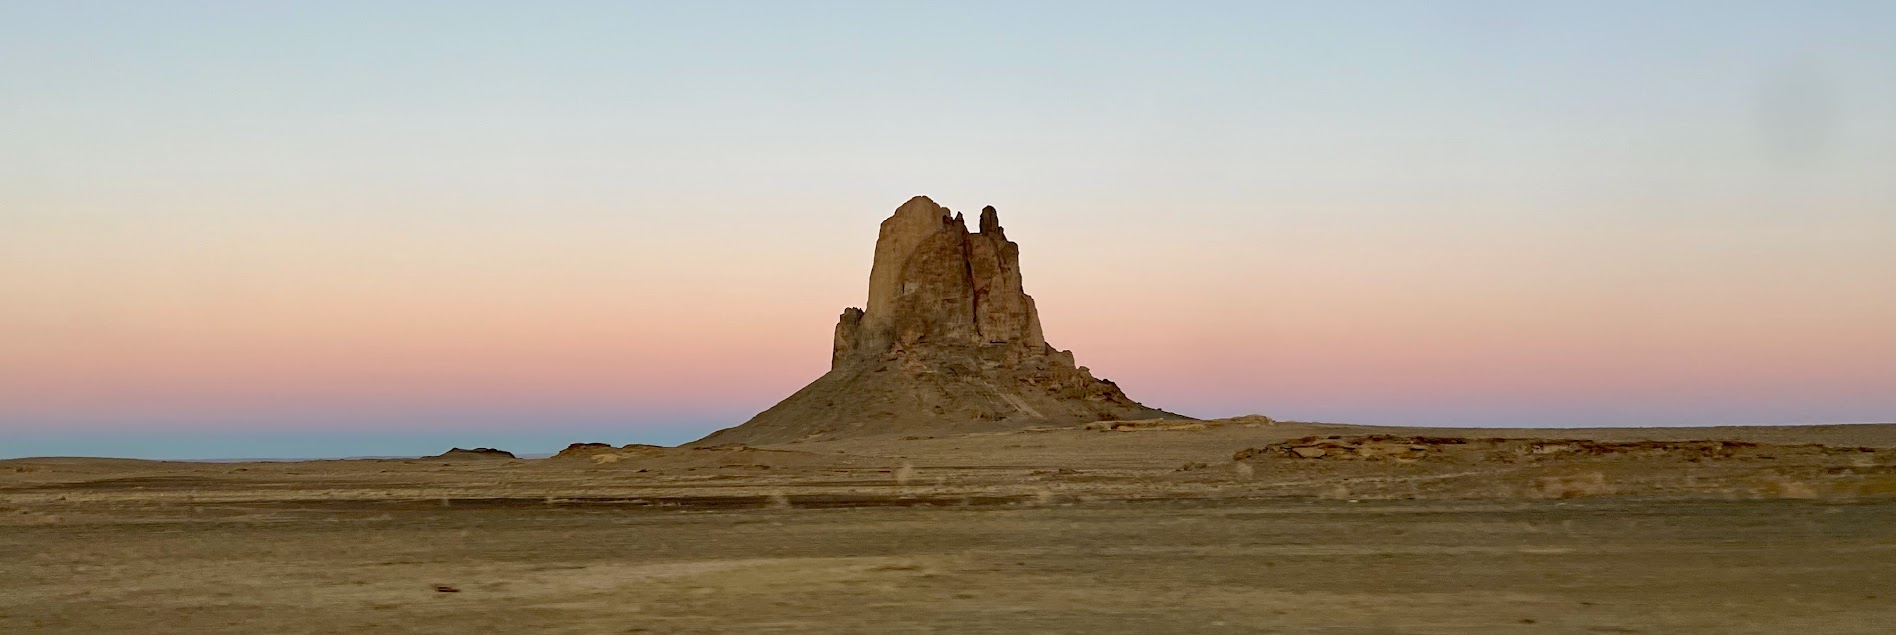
[694,196,1184,446]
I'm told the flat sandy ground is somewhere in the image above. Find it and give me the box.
[6,419,1896,633]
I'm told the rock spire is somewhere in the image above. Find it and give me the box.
[692,196,1182,445]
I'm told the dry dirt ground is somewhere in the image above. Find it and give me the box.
[6,419,1896,633]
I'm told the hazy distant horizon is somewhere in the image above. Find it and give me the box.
[5,2,1893,459]
[14,416,1896,462]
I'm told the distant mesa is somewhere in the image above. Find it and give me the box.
[694,196,1185,446]
[431,447,518,460]
[552,443,668,461]
[553,442,619,460]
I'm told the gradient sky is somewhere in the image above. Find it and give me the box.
[4,1,1894,459]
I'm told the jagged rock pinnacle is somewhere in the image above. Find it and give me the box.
[979,205,1002,235]
[692,196,1183,446]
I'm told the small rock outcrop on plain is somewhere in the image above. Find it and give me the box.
[695,196,1183,445]
[551,443,667,461]
[430,447,517,460]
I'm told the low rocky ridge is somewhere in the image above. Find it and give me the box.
[1085,415,1277,432]
[430,447,517,460]
[551,442,883,469]
[551,443,667,461]
[694,196,1182,446]
[1236,434,1882,463]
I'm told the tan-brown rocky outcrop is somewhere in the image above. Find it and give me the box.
[694,196,1183,445]
[429,447,517,460]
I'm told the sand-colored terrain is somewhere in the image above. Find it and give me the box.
[6,419,1896,633]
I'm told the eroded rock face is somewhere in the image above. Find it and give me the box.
[694,196,1182,446]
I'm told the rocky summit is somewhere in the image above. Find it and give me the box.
[694,196,1183,445]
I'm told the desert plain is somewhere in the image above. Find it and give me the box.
[6,418,1896,634]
